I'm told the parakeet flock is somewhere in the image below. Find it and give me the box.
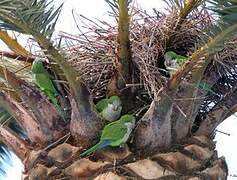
[80,96,134,156]
[31,59,135,156]
[31,52,214,157]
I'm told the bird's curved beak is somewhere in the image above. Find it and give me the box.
[113,103,121,111]
[113,105,119,111]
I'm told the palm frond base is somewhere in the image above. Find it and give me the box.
[22,135,227,180]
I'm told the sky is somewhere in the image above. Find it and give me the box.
[0,0,236,179]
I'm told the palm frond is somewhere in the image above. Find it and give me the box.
[0,108,12,126]
[164,0,206,50]
[105,0,132,16]
[0,107,26,138]
[0,107,26,176]
[105,0,119,15]
[0,31,30,56]
[168,0,237,90]
[0,0,93,114]
[105,0,133,91]
[208,0,237,25]
[0,0,63,38]
[0,144,11,176]
[0,144,10,163]
[206,0,237,52]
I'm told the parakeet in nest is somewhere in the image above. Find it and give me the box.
[164,51,187,73]
[96,96,122,122]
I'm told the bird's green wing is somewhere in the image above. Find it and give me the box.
[35,73,59,96]
[164,51,187,66]
[176,55,187,65]
[32,59,46,74]
[32,59,66,121]
[101,121,127,143]
[32,59,59,96]
[95,98,108,112]
[198,82,216,95]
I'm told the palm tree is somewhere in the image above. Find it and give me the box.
[0,0,236,179]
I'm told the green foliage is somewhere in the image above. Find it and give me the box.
[0,0,236,176]
[0,108,26,138]
[205,0,237,53]
[0,145,10,176]
[0,0,63,38]
[0,107,26,175]
[105,0,132,15]
[96,99,108,113]
[208,0,237,25]
[105,0,118,14]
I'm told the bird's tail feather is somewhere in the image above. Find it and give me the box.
[48,93,67,122]
[55,103,67,122]
[80,140,111,157]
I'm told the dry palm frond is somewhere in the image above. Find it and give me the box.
[0,31,30,56]
[0,57,33,83]
[58,6,211,99]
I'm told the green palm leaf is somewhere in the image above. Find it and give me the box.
[205,0,237,52]
[105,0,132,15]
[0,145,11,176]
[0,0,63,38]
[0,107,26,129]
[208,0,237,25]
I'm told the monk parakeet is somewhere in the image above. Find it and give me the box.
[95,96,122,122]
[80,114,136,157]
[164,51,187,72]
[198,82,217,95]
[31,58,64,119]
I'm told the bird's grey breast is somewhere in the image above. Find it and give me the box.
[122,122,135,143]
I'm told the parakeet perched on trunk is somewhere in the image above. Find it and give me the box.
[164,51,187,72]
[95,96,122,122]
[80,114,135,157]
[31,58,65,120]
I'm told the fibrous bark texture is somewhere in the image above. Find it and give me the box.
[23,135,228,180]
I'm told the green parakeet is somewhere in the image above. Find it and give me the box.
[95,96,122,122]
[31,58,64,118]
[198,82,216,95]
[164,51,187,72]
[80,114,135,157]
